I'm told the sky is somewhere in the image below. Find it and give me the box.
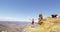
[0,0,60,21]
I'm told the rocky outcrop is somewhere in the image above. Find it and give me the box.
[22,14,60,32]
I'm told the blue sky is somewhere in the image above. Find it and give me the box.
[0,0,60,21]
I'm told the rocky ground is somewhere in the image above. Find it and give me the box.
[0,19,60,32]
